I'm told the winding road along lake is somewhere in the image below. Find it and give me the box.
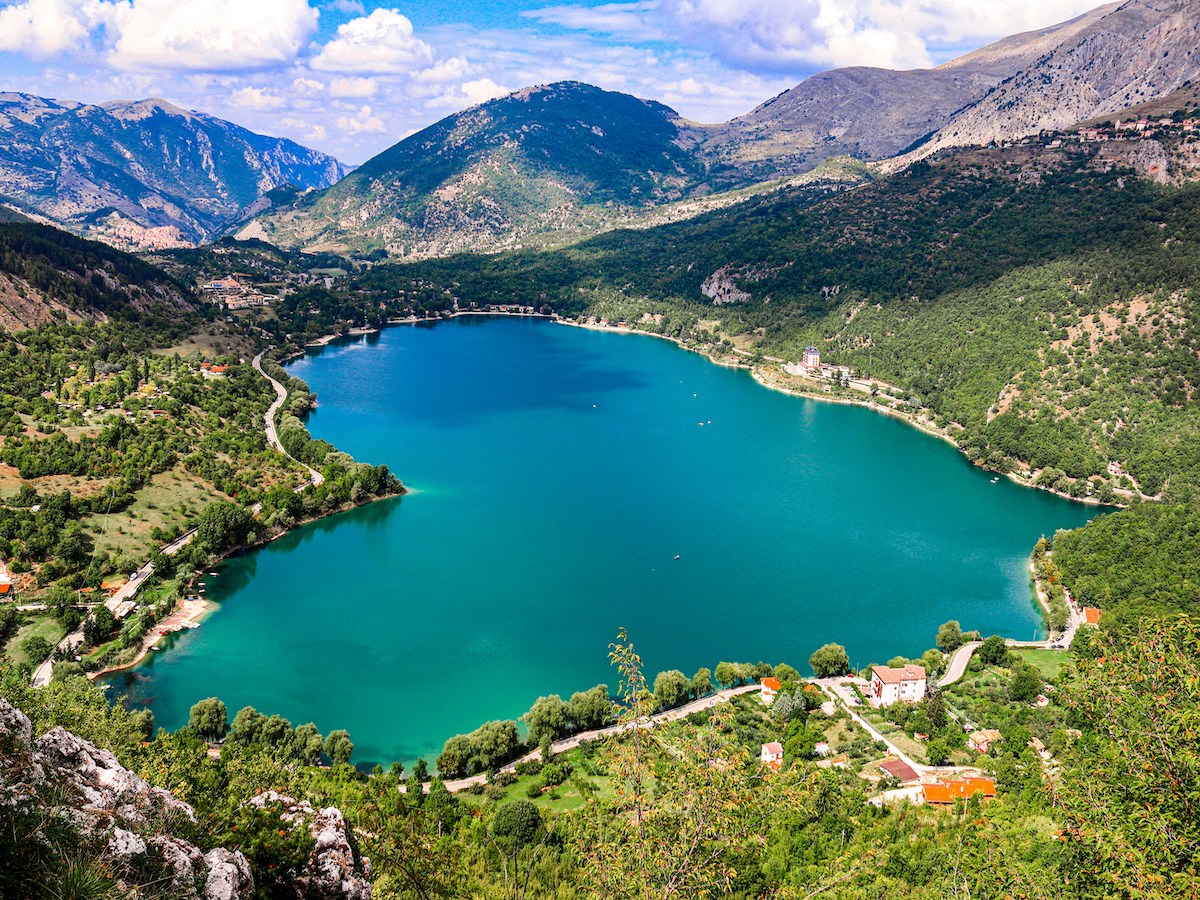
[107,317,1102,766]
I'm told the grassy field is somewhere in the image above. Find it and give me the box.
[5,613,67,666]
[79,466,230,562]
[1013,648,1073,680]
[0,464,112,501]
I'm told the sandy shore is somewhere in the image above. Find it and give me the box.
[89,596,210,680]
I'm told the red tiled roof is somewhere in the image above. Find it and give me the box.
[761,677,782,691]
[0,583,11,595]
[880,758,919,783]
[761,741,783,756]
[1084,607,1101,624]
[923,777,996,805]
[872,664,926,684]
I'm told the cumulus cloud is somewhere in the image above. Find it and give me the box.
[325,0,363,12]
[329,76,377,97]
[0,0,107,58]
[107,0,320,71]
[231,86,285,109]
[292,77,325,95]
[310,8,434,73]
[525,0,1099,72]
[336,104,384,133]
[523,1,663,41]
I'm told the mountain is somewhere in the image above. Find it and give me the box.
[0,222,197,333]
[249,0,1179,260]
[911,0,1200,158]
[242,81,722,258]
[0,93,348,249]
[687,1,1123,180]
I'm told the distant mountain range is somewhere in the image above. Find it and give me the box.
[0,94,347,249]
[247,0,1200,259]
[2,0,1196,258]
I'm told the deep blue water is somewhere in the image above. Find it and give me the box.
[106,317,1101,765]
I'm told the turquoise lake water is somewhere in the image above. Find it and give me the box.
[105,316,1102,766]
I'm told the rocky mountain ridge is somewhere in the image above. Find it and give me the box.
[0,93,348,250]
[909,0,1200,159]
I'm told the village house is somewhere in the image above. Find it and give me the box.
[869,664,926,707]
[802,345,821,370]
[760,676,781,702]
[879,757,920,783]
[1084,607,1102,625]
[922,777,996,805]
[969,729,1003,753]
[1029,737,1052,761]
[760,742,783,771]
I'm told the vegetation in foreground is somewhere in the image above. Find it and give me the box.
[2,617,1198,898]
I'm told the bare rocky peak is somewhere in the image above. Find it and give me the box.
[915,0,1200,156]
[689,0,1149,179]
[102,96,198,122]
[936,1,1123,75]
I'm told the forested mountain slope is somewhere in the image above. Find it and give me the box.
[384,136,1200,506]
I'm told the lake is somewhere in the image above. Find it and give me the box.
[105,316,1101,766]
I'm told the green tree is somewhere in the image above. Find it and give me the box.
[713,661,738,686]
[82,606,115,646]
[489,800,545,900]
[1008,664,1042,702]
[567,685,611,731]
[652,669,690,710]
[187,697,228,741]
[920,648,946,680]
[690,666,713,699]
[808,643,849,677]
[523,695,569,746]
[229,706,265,744]
[977,634,1010,666]
[324,729,354,765]
[936,620,963,652]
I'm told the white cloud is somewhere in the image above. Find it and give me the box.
[329,76,377,97]
[461,78,510,105]
[108,0,320,71]
[657,0,1101,72]
[523,1,663,41]
[415,55,472,84]
[0,0,107,57]
[231,86,285,109]
[310,8,434,73]
[308,123,328,141]
[325,0,363,12]
[336,104,384,133]
[293,76,325,95]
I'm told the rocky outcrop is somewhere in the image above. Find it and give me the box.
[913,0,1200,157]
[250,790,372,900]
[0,698,370,899]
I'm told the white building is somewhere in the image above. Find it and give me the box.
[869,664,927,707]
[802,345,821,369]
[761,741,783,771]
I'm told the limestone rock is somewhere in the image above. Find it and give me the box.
[250,790,372,898]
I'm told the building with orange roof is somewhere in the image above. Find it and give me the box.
[760,741,783,771]
[0,582,11,598]
[922,777,996,805]
[969,728,1003,753]
[1083,607,1101,625]
[760,676,781,702]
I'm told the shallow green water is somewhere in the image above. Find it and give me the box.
[106,317,1101,766]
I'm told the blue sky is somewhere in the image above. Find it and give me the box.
[0,0,1102,164]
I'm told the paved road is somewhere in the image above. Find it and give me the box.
[252,351,324,489]
[421,684,761,793]
[30,527,198,687]
[936,641,982,688]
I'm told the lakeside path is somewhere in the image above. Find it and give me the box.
[31,527,199,687]
[936,642,982,688]
[421,684,761,793]
[252,351,325,490]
